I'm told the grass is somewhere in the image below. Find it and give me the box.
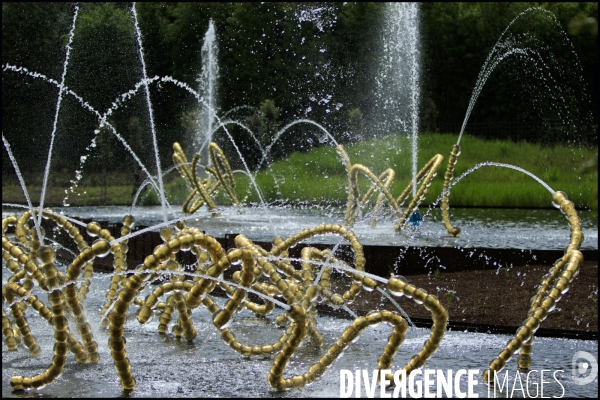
[2,133,597,209]
[2,183,136,207]
[231,133,598,209]
[442,285,457,309]
[1,170,187,208]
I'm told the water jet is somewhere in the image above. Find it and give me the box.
[2,3,597,397]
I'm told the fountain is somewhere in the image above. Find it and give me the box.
[172,141,242,215]
[375,3,422,199]
[196,19,220,175]
[2,3,597,397]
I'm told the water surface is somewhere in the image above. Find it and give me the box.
[2,271,597,398]
[4,205,595,250]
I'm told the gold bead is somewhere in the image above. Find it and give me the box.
[37,246,55,264]
[86,222,101,237]
[92,239,111,258]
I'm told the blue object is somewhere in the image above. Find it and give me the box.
[408,211,422,227]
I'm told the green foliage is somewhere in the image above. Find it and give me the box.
[4,132,595,209]
[246,99,281,145]
[442,285,457,308]
[230,133,598,208]
[2,3,76,173]
[347,108,364,138]
[69,3,139,111]
[164,176,189,205]
[580,155,598,210]
[2,2,598,180]
[138,188,160,206]
[260,99,280,122]
[421,2,597,144]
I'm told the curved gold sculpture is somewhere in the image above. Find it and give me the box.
[441,144,462,237]
[3,208,448,391]
[173,142,242,215]
[1,189,585,392]
[482,191,584,385]
[337,144,451,233]
[2,210,110,389]
[173,141,460,236]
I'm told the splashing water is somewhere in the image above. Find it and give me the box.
[197,19,220,170]
[259,119,340,170]
[132,3,167,224]
[376,286,414,328]
[2,135,44,241]
[431,161,556,211]
[376,3,421,198]
[461,162,554,194]
[0,67,169,211]
[2,4,597,396]
[37,4,79,239]
[456,7,594,147]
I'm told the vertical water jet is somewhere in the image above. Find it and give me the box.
[197,19,220,174]
[375,3,421,198]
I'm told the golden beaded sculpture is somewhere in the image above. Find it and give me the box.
[336,144,448,233]
[482,190,585,384]
[1,187,585,392]
[174,140,461,237]
[2,211,448,391]
[173,141,242,215]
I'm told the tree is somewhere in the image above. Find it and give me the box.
[2,3,75,176]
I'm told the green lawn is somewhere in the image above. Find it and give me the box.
[229,133,598,209]
[3,133,597,209]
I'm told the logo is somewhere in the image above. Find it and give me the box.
[572,351,598,386]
